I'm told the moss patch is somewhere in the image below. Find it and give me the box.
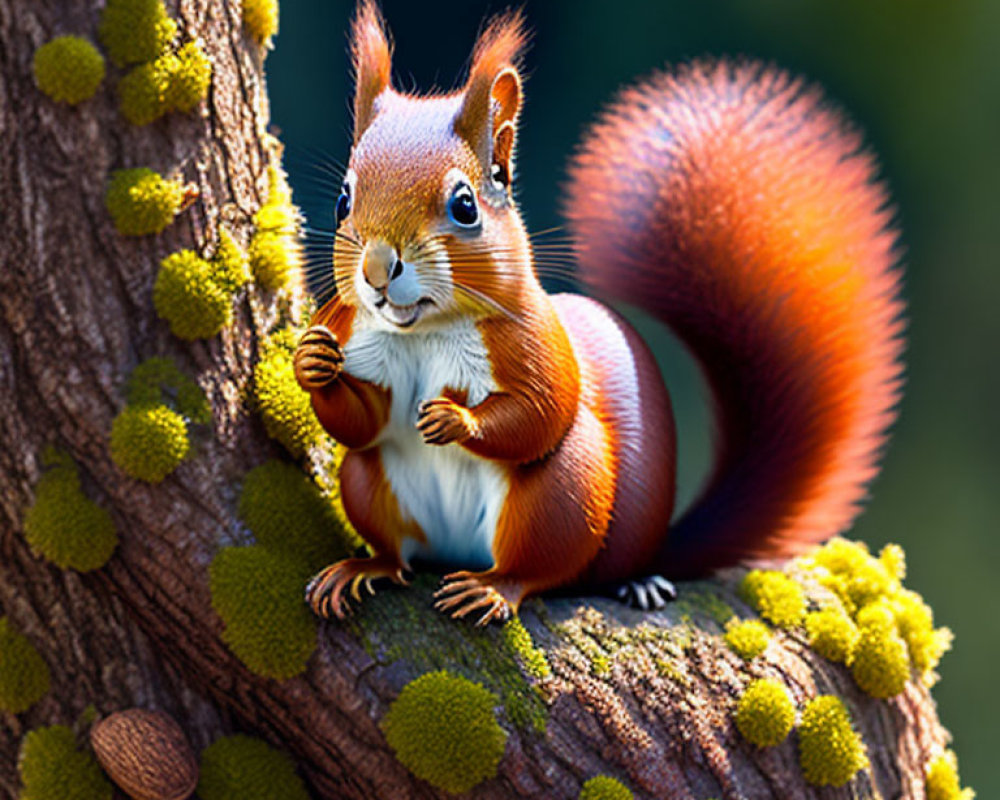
[23,452,118,571]
[18,725,113,800]
[355,578,549,733]
[110,404,189,483]
[242,0,279,45]
[797,695,868,787]
[734,678,795,748]
[0,618,51,714]
[209,546,316,680]
[254,330,325,457]
[197,735,309,800]
[723,618,770,661]
[579,775,634,800]
[33,36,105,105]
[105,168,185,236]
[926,750,975,800]
[382,670,507,794]
[98,0,177,67]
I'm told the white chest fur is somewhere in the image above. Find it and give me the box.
[343,317,507,568]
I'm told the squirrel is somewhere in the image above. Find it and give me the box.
[292,1,905,625]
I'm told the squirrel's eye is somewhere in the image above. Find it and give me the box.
[447,183,479,228]
[335,182,351,225]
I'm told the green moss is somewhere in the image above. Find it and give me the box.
[118,54,174,125]
[153,250,232,339]
[734,678,795,748]
[105,168,185,236]
[126,357,210,423]
[724,618,770,660]
[33,36,105,105]
[805,607,859,665]
[249,231,300,291]
[238,459,358,569]
[797,695,868,787]
[501,617,551,680]
[382,671,507,794]
[256,165,297,233]
[212,228,251,294]
[197,735,309,800]
[242,0,279,45]
[579,775,634,800]
[0,618,50,714]
[209,546,316,679]
[254,331,325,456]
[926,750,975,800]
[98,0,177,67]
[22,454,118,571]
[166,42,212,113]
[850,605,910,699]
[891,588,953,678]
[118,41,211,126]
[17,725,113,800]
[110,404,189,483]
[740,569,806,629]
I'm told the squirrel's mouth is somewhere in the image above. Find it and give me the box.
[374,297,434,329]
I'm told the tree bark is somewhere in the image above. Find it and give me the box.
[0,2,950,799]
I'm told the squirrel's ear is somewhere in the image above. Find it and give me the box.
[454,11,528,181]
[351,0,392,143]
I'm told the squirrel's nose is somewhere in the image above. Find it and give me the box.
[362,241,397,289]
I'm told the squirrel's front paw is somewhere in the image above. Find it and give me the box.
[417,398,477,445]
[294,325,344,390]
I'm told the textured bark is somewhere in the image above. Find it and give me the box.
[0,2,950,799]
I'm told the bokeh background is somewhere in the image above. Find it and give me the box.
[267,0,999,793]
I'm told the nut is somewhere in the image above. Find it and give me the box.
[90,708,198,800]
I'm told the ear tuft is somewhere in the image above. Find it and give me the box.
[351,0,392,142]
[455,10,529,179]
[468,9,529,84]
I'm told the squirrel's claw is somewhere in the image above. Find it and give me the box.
[615,575,677,610]
[434,572,515,625]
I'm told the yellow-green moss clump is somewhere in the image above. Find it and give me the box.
[105,168,185,236]
[17,725,113,800]
[98,0,177,67]
[382,671,507,794]
[579,775,634,800]
[238,459,357,569]
[154,251,232,340]
[734,678,795,748]
[848,602,910,699]
[926,750,975,800]
[740,569,806,629]
[892,588,953,676]
[119,42,211,126]
[254,330,325,457]
[724,618,771,661]
[110,404,189,483]
[209,546,317,679]
[125,357,210,423]
[0,618,51,714]
[805,607,859,664]
[242,0,279,45]
[501,617,551,680]
[197,735,309,800]
[797,695,867,787]
[33,36,105,105]
[22,452,118,571]
[249,166,301,291]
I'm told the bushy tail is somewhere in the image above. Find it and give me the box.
[565,61,905,579]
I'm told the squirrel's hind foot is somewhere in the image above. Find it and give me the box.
[616,575,677,610]
[434,571,522,626]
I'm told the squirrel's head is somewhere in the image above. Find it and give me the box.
[331,1,530,332]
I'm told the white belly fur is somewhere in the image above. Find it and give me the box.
[343,316,507,569]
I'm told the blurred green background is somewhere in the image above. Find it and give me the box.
[267,0,999,793]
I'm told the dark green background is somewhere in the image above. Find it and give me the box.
[268,1,999,793]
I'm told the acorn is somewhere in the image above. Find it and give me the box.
[90,708,198,800]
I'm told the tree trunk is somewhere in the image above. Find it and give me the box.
[0,2,950,799]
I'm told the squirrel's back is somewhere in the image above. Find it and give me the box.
[565,61,905,578]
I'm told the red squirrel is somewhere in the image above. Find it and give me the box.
[292,1,904,624]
